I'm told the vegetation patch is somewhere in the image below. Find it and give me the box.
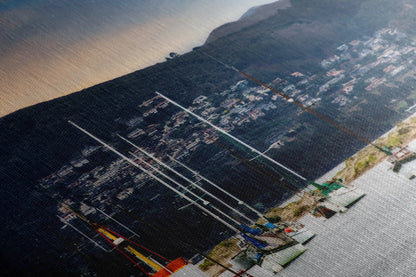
[199,238,241,276]
[392,152,416,173]
[260,191,320,223]
[335,117,416,183]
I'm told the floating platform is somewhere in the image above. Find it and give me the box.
[244,265,275,277]
[325,186,366,209]
[153,258,207,277]
[287,228,315,244]
[219,265,274,277]
[169,264,208,277]
[218,257,274,277]
[259,243,306,272]
[313,205,337,218]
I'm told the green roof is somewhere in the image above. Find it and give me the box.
[312,181,343,196]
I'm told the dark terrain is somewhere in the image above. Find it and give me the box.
[1,0,416,275]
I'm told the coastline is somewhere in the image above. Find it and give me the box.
[280,141,416,276]
[314,110,416,184]
[277,111,416,213]
[0,1,279,118]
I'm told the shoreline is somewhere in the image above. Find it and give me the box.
[1,1,279,118]
[314,110,416,184]
[280,144,416,276]
[278,110,416,212]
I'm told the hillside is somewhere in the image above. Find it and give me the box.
[2,0,416,275]
[204,0,291,44]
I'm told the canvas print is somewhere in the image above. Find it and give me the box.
[2,0,416,276]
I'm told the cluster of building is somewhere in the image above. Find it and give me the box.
[120,28,416,170]
[36,27,416,276]
[319,28,416,107]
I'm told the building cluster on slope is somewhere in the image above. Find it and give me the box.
[36,27,416,276]
[320,28,416,107]
[41,26,416,234]
[113,28,416,166]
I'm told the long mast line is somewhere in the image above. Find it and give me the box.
[168,155,265,219]
[68,121,239,233]
[155,91,307,182]
[200,51,389,154]
[93,206,142,240]
[57,216,111,252]
[107,203,244,277]
[118,134,254,223]
[128,151,244,227]
[36,157,244,276]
